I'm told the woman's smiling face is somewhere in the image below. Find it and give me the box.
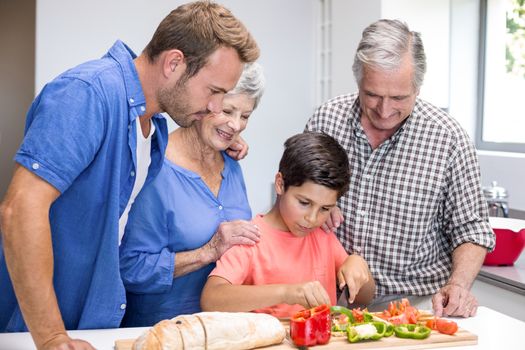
[197,93,255,151]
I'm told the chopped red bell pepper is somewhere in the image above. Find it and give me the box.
[290,304,332,347]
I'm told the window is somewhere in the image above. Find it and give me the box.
[477,0,525,152]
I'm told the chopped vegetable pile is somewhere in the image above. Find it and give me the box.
[289,299,459,347]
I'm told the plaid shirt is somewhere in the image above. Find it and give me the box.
[305,93,495,297]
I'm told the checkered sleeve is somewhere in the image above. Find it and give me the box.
[444,131,495,251]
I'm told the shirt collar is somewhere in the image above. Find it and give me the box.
[106,40,148,122]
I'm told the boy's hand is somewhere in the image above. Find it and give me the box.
[286,281,331,309]
[207,220,260,261]
[226,135,249,160]
[320,206,343,233]
[337,255,370,304]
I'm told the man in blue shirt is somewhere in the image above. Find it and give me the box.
[0,2,259,349]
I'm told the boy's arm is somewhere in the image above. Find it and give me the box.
[201,276,331,312]
[337,255,376,305]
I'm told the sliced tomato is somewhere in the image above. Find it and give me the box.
[436,318,458,335]
[425,317,438,330]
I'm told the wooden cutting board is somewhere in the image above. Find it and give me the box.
[115,326,477,350]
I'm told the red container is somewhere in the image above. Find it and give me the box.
[483,218,525,266]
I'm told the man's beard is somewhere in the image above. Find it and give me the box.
[158,78,201,128]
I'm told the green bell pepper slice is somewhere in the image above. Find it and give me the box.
[330,306,355,323]
[329,306,374,329]
[347,322,386,343]
[330,305,354,332]
[384,324,394,337]
[394,324,431,340]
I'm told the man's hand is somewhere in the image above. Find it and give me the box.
[42,334,95,350]
[286,281,331,309]
[431,242,487,318]
[432,283,478,318]
[320,206,344,233]
[337,255,370,304]
[207,220,260,260]
[225,135,249,160]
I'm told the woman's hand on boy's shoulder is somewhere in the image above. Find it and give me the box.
[206,220,261,261]
[337,255,370,304]
[320,206,344,233]
[285,281,331,309]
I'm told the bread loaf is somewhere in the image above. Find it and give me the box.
[132,312,286,350]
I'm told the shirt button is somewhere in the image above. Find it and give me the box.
[140,106,146,112]
[129,98,134,103]
[364,174,372,180]
[358,210,367,217]
[218,205,223,210]
[354,246,362,253]
[32,163,40,170]
[130,171,135,177]
[120,303,126,310]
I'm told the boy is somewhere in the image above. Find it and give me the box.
[201,132,375,318]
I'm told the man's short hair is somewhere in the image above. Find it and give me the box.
[279,132,350,198]
[144,1,259,80]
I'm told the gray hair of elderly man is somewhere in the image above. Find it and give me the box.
[228,62,265,109]
[352,19,427,91]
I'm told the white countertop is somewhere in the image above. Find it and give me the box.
[0,306,523,350]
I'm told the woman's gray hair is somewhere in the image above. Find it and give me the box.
[228,62,265,109]
[352,19,426,91]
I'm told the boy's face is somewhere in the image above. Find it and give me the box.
[275,175,338,237]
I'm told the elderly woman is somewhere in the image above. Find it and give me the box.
[119,63,265,327]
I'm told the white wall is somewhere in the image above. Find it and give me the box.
[330,0,381,98]
[36,0,316,215]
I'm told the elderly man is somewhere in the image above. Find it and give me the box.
[306,19,495,318]
[0,2,258,349]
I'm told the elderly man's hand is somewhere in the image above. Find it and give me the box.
[432,283,478,318]
[337,254,370,304]
[208,220,260,260]
[226,135,249,160]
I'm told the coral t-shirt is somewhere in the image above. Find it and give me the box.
[209,214,348,318]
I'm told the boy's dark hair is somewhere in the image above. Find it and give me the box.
[279,132,350,197]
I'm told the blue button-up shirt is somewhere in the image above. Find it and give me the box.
[119,153,251,326]
[0,40,168,332]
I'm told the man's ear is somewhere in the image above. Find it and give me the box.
[274,172,285,195]
[163,49,184,76]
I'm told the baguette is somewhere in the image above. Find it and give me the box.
[133,312,286,350]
